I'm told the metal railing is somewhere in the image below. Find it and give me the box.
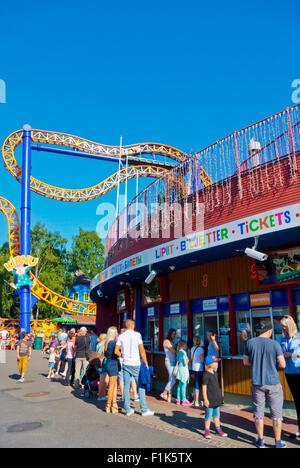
[106,104,300,253]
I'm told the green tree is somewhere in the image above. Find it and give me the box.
[31,222,70,319]
[69,228,104,279]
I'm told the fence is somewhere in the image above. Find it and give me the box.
[106,104,300,252]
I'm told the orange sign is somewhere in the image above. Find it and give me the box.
[250,293,271,307]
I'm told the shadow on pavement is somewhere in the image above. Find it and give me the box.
[8,374,21,380]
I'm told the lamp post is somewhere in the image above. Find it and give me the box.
[20,124,32,333]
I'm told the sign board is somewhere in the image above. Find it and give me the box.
[203,298,218,311]
[170,303,180,315]
[147,307,155,318]
[92,202,300,288]
[250,293,271,307]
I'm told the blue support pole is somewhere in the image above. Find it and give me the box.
[20,124,32,333]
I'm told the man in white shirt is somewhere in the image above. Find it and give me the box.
[115,319,154,417]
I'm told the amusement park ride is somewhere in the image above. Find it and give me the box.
[0,126,212,332]
[1,104,299,333]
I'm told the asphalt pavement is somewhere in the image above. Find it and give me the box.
[0,351,207,449]
[0,350,299,449]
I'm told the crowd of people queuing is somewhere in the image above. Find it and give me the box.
[1,314,299,447]
[159,316,300,447]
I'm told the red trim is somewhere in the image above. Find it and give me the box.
[227,277,237,356]
[287,286,296,321]
[186,284,192,343]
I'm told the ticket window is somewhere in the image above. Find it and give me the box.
[297,306,300,330]
[236,310,251,355]
[251,308,272,337]
[193,312,231,354]
[219,311,231,356]
[163,315,188,344]
[193,314,204,345]
[272,307,289,344]
[145,317,159,351]
[202,312,218,350]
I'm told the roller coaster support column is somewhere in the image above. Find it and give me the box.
[20,124,32,333]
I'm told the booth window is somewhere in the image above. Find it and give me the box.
[73,292,79,301]
[84,293,89,302]
[164,315,187,342]
[272,307,289,343]
[145,317,159,351]
[193,314,204,344]
[251,308,272,337]
[219,311,231,356]
[296,306,300,330]
[236,310,251,355]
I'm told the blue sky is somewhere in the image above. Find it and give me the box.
[0,0,299,248]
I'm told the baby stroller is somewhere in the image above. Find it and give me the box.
[82,352,101,399]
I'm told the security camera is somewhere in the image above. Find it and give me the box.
[245,248,268,262]
[145,270,157,284]
[97,289,103,298]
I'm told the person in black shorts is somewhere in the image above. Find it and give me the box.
[202,355,228,440]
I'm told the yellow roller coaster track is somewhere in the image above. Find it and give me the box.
[1,129,212,315]
[0,196,97,315]
[2,129,212,202]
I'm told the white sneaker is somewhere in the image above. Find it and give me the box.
[126,409,135,416]
[17,377,24,383]
[60,372,66,377]
[134,395,140,401]
[46,375,51,379]
[142,410,154,417]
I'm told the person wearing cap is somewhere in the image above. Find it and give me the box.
[243,319,287,448]
[202,355,228,439]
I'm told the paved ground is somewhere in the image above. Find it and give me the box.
[0,351,299,449]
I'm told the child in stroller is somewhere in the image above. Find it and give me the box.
[82,352,102,398]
